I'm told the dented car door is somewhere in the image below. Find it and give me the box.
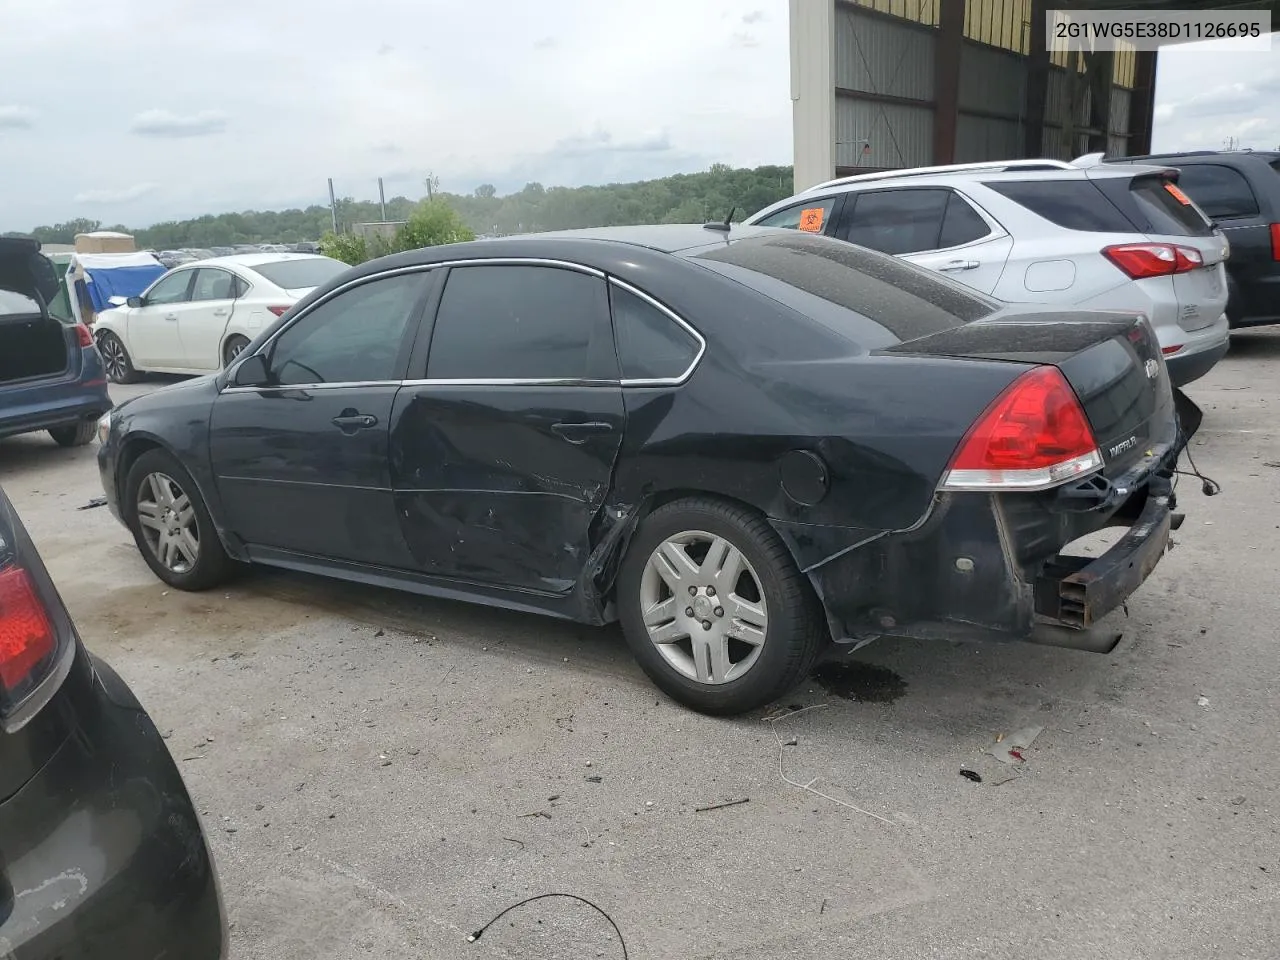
[390,262,624,595]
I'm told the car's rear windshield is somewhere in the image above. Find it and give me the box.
[690,232,995,342]
[0,289,41,319]
[1127,174,1215,237]
[247,257,347,291]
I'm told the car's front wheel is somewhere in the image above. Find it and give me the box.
[616,497,826,715]
[124,449,234,590]
[96,330,142,384]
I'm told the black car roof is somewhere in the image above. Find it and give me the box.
[1118,150,1280,165]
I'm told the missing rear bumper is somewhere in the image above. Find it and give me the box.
[1033,493,1172,630]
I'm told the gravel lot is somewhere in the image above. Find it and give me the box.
[3,334,1279,960]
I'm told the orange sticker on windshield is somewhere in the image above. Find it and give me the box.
[798,207,825,232]
[1164,183,1193,205]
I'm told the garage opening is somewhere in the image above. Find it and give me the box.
[0,291,70,385]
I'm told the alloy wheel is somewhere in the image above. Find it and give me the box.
[136,472,200,573]
[639,530,769,685]
[99,335,128,381]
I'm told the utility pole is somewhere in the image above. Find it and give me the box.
[378,178,387,222]
[327,178,338,234]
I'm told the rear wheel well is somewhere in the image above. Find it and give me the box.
[601,490,778,605]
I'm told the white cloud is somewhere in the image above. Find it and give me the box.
[129,109,229,137]
[1153,39,1280,152]
[0,0,790,230]
[0,105,37,129]
[74,183,159,204]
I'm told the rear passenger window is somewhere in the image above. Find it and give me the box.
[427,265,610,381]
[609,284,700,381]
[938,193,992,247]
[1174,164,1259,219]
[841,189,949,254]
[984,180,1135,232]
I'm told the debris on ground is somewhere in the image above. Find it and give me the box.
[984,726,1043,765]
[585,775,603,783]
[77,496,108,510]
[959,769,983,782]
[695,798,750,813]
[1197,695,1211,708]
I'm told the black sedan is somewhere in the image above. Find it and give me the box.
[0,486,226,956]
[96,226,1193,714]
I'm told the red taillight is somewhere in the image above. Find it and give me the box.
[267,305,290,317]
[0,566,55,692]
[75,323,94,348]
[941,366,1103,491]
[1103,243,1203,279]
[1270,223,1280,261]
[1162,344,1183,356]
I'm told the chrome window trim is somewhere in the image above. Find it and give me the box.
[223,258,705,392]
[607,277,706,387]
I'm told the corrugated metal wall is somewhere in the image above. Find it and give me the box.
[834,4,934,100]
[958,42,1023,117]
[837,97,934,168]
[825,0,1147,170]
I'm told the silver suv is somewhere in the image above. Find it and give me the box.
[745,159,1231,386]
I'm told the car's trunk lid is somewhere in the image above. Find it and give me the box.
[887,308,1179,478]
[1090,169,1231,333]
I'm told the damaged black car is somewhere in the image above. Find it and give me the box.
[96,226,1198,714]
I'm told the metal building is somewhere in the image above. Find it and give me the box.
[789,0,1275,191]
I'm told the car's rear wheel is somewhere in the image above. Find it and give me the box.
[96,330,142,384]
[223,334,251,368]
[616,497,825,715]
[48,420,96,447]
[124,449,233,590]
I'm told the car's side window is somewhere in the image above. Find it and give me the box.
[755,196,837,234]
[268,272,427,386]
[938,192,994,248]
[1174,164,1260,219]
[145,271,195,306]
[839,189,949,255]
[609,283,700,382]
[190,269,237,302]
[426,265,611,381]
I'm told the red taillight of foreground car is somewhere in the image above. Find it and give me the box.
[1102,242,1203,279]
[940,366,1103,492]
[267,305,291,317]
[0,565,56,693]
[1270,223,1280,261]
[74,323,94,348]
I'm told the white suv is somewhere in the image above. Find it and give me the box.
[745,159,1231,386]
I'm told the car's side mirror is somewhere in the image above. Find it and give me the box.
[232,353,272,387]
[126,296,143,308]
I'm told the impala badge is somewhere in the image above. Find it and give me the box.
[1145,358,1159,380]
[1110,435,1139,458]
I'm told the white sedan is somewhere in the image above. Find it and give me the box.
[93,253,348,382]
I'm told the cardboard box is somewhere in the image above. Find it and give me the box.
[74,232,136,254]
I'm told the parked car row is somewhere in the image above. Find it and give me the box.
[745,153,1242,387]
[148,242,320,270]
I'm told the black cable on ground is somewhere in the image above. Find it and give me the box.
[467,892,628,959]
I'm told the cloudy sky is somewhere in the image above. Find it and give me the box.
[0,1,1274,232]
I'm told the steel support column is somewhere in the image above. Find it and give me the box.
[1128,50,1158,155]
[1024,0,1050,157]
[932,0,965,165]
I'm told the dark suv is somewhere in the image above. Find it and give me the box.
[1108,151,1280,329]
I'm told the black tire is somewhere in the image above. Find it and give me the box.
[616,497,826,715]
[96,330,142,384]
[49,420,96,447]
[223,334,251,368]
[123,448,234,591]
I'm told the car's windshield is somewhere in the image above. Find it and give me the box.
[247,257,347,290]
[691,231,997,343]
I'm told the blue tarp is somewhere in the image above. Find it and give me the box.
[66,252,166,322]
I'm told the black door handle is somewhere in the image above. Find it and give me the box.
[331,412,378,433]
[551,421,613,444]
